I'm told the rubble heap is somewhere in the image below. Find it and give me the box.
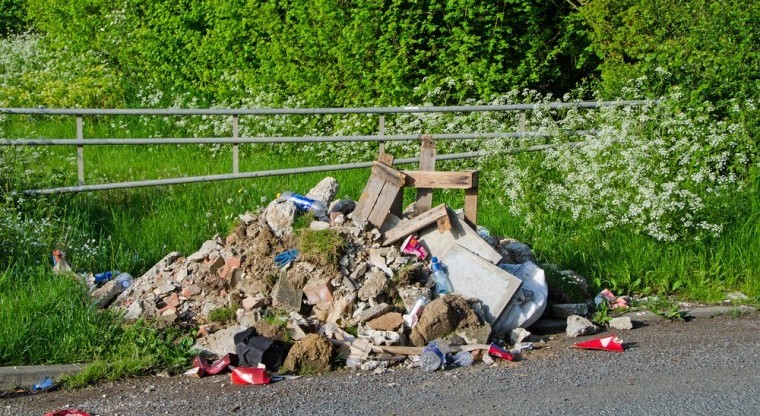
[105,170,563,373]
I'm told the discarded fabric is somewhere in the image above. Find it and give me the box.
[594,289,629,309]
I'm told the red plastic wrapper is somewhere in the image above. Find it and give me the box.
[572,335,624,352]
[487,343,515,361]
[231,367,271,385]
[44,410,91,416]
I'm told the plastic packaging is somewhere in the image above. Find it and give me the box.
[487,343,515,361]
[231,367,271,385]
[94,270,119,285]
[430,257,454,296]
[492,262,548,334]
[32,376,54,392]
[116,272,133,289]
[403,295,428,328]
[400,234,428,260]
[419,341,446,372]
[451,351,474,367]
[278,191,328,220]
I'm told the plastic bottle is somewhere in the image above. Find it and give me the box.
[403,295,428,328]
[430,257,454,296]
[419,341,445,372]
[94,270,119,285]
[451,351,474,367]
[277,191,328,220]
[116,272,134,290]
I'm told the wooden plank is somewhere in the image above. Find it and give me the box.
[436,214,451,233]
[418,207,502,265]
[354,175,386,222]
[463,170,479,228]
[402,170,474,189]
[383,203,448,245]
[371,162,405,187]
[414,135,436,215]
[377,152,394,167]
[375,343,490,356]
[390,191,403,217]
[367,180,404,228]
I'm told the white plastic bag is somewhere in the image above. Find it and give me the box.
[492,261,548,335]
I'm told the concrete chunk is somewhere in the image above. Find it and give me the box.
[609,316,633,330]
[439,243,521,323]
[566,315,598,337]
[271,271,304,312]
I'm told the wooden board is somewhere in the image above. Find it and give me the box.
[417,207,502,264]
[401,170,475,189]
[354,161,405,228]
[463,170,479,228]
[383,203,448,245]
[414,135,436,215]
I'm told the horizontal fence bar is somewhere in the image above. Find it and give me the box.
[1,131,597,146]
[23,141,583,195]
[0,100,653,117]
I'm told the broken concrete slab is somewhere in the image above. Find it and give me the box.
[263,198,297,237]
[271,271,304,312]
[439,243,521,324]
[358,270,388,301]
[306,177,339,206]
[193,325,247,357]
[417,207,502,265]
[566,315,598,337]
[91,280,122,308]
[609,316,633,330]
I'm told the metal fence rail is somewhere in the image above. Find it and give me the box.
[0,101,651,195]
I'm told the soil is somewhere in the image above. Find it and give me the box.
[280,334,334,374]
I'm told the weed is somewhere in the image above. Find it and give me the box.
[208,305,238,323]
[655,304,689,321]
[591,303,613,327]
[295,228,345,266]
[726,306,747,318]
[344,325,359,338]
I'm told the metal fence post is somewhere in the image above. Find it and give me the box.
[76,116,84,186]
[232,115,239,174]
[378,114,385,155]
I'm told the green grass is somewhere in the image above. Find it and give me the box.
[1,116,759,381]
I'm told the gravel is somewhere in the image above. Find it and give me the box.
[4,313,760,416]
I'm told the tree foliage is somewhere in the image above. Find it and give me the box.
[580,0,759,106]
[21,0,595,106]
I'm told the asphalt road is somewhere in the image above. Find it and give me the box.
[3,312,759,416]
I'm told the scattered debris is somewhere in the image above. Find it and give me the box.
[566,315,599,338]
[595,288,629,309]
[44,410,91,416]
[106,144,601,379]
[572,335,624,352]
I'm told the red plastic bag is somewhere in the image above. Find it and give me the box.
[231,367,271,385]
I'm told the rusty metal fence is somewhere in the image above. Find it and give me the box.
[0,101,649,195]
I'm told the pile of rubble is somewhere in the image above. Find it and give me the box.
[87,130,631,375]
